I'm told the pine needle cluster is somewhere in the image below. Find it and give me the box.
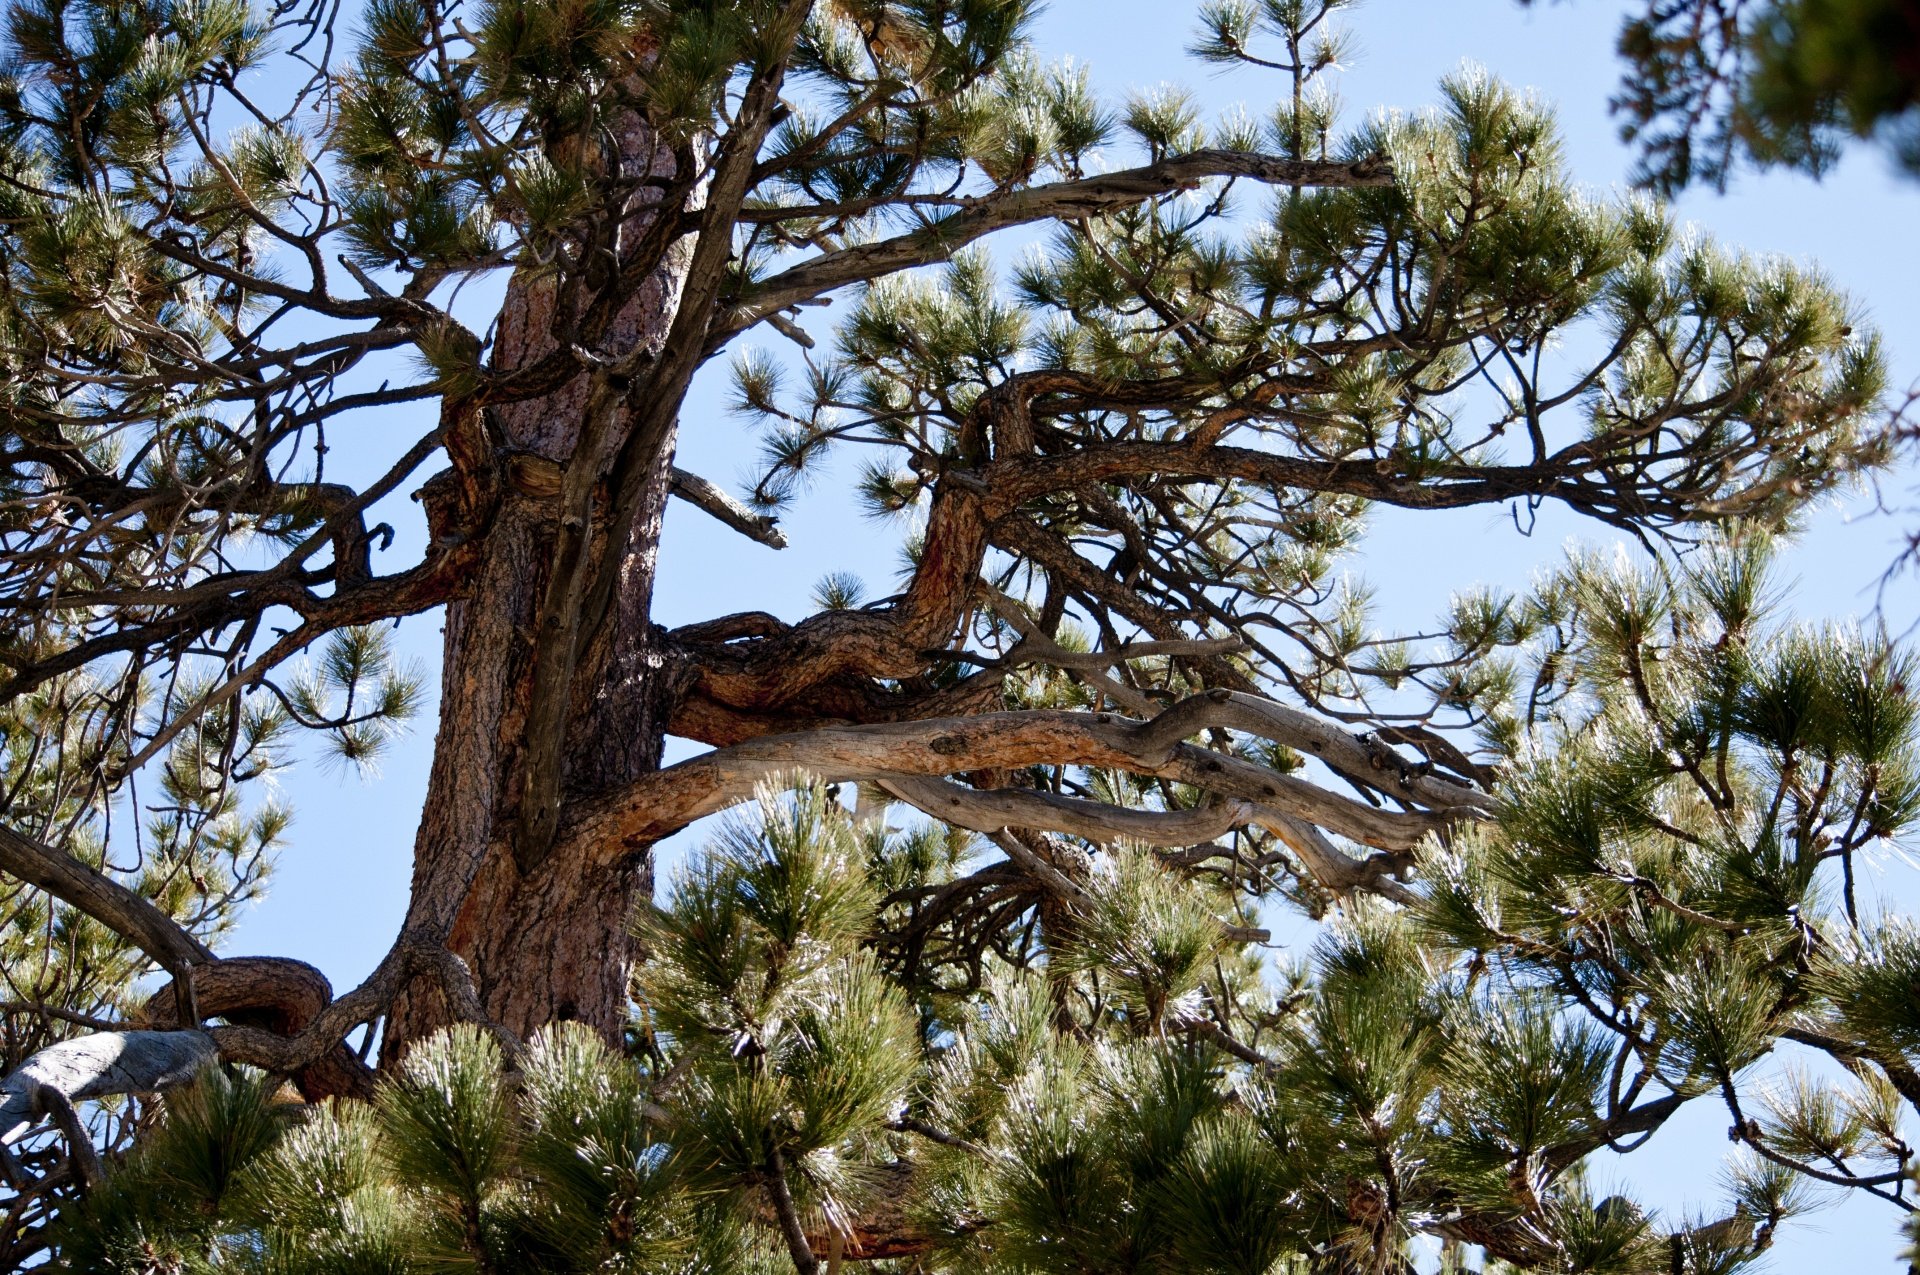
[0,0,1913,1271]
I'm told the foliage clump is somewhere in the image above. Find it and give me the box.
[0,0,1913,1272]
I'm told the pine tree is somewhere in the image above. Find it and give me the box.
[0,0,1913,1270]
[1523,0,1920,193]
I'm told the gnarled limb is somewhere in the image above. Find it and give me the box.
[0,938,524,1226]
[0,941,527,1263]
[140,957,374,1101]
[568,695,1467,860]
[879,776,1416,906]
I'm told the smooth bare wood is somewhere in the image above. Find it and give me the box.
[881,775,1252,846]
[0,1032,217,1147]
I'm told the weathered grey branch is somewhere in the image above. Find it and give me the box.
[0,1003,126,1032]
[882,777,1404,907]
[1137,690,1498,816]
[0,1031,217,1146]
[0,940,529,1187]
[977,583,1162,715]
[671,466,789,549]
[882,776,1250,847]
[29,1082,103,1193]
[1257,810,1421,905]
[878,774,1435,914]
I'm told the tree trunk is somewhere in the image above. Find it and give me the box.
[383,129,694,1061]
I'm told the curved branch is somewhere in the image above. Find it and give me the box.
[0,938,526,1177]
[0,822,214,973]
[725,150,1392,336]
[1136,690,1498,815]
[141,956,374,1100]
[0,1031,217,1147]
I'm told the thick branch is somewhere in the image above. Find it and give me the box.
[566,696,1456,861]
[1258,810,1420,904]
[0,823,214,973]
[0,1031,217,1146]
[1137,690,1497,815]
[0,940,524,1164]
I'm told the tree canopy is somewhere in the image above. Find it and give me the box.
[1524,0,1920,193]
[0,0,1914,1272]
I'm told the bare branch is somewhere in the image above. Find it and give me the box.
[0,1032,217,1147]
[671,466,788,549]
[882,775,1250,848]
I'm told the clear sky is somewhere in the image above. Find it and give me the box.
[223,2,1920,1269]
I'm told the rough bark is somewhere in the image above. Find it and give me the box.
[381,124,695,1060]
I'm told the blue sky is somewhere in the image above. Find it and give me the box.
[223,2,1920,1268]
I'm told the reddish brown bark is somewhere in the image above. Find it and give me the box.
[381,126,693,1059]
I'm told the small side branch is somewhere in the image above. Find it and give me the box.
[670,466,789,549]
[765,1147,819,1275]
